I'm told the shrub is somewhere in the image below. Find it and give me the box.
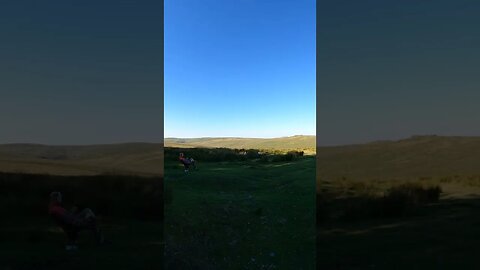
[375,183,442,218]
[284,153,294,161]
[246,149,260,159]
[165,147,264,162]
[164,147,306,163]
[336,182,442,221]
[259,155,270,163]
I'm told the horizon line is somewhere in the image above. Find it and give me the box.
[0,141,164,147]
[317,134,480,147]
[4,134,478,147]
[164,134,316,139]
[0,135,316,146]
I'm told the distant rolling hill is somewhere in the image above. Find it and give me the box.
[0,143,163,176]
[6,135,480,179]
[165,135,316,151]
[317,135,480,181]
[0,136,315,176]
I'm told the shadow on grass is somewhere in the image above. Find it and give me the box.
[317,195,480,269]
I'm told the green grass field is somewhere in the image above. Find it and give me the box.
[164,148,315,270]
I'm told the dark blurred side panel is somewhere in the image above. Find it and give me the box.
[0,1,164,269]
[317,1,480,269]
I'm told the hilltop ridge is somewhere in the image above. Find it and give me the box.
[0,142,163,176]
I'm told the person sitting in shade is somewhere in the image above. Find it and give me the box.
[48,191,106,251]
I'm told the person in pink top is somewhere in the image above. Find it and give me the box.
[179,152,196,172]
[48,192,105,251]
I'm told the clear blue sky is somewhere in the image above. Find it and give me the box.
[165,0,316,138]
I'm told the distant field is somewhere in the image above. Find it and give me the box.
[317,135,480,269]
[316,135,480,181]
[0,136,317,176]
[165,147,315,270]
[165,135,316,154]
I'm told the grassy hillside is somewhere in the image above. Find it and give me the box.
[317,135,480,182]
[317,135,480,269]
[0,143,163,176]
[165,135,315,153]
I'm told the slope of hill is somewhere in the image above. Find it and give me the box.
[0,143,163,176]
[317,135,480,181]
[165,135,316,151]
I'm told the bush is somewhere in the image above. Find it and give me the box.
[284,153,294,161]
[164,147,306,163]
[164,147,263,162]
[246,149,260,159]
[376,183,442,218]
[386,183,441,203]
[336,182,442,221]
[259,155,270,163]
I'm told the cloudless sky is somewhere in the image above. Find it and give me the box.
[318,0,480,146]
[0,0,162,145]
[165,0,316,138]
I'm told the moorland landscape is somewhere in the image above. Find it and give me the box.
[317,135,480,269]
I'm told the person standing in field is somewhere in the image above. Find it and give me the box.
[48,192,105,251]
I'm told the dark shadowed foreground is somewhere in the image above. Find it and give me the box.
[0,172,163,270]
[317,136,480,269]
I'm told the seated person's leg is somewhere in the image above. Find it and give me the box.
[77,208,96,220]
[71,210,105,244]
[65,228,79,248]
